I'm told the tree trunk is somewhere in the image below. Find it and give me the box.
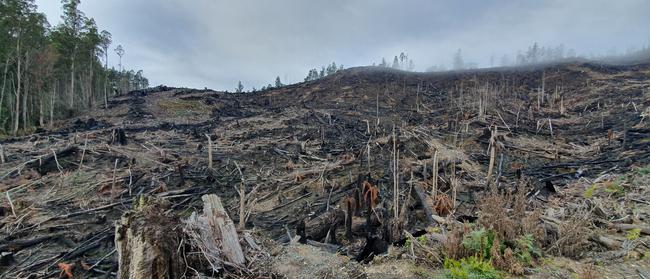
[115,199,184,279]
[49,82,55,128]
[13,39,21,136]
[39,95,44,127]
[22,51,29,130]
[0,56,9,120]
[88,57,93,109]
[69,45,76,109]
[104,52,109,108]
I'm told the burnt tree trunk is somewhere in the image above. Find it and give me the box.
[115,199,183,279]
[306,209,344,241]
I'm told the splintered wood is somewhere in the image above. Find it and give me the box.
[115,199,183,279]
[184,194,245,270]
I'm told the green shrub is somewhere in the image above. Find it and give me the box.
[443,256,502,279]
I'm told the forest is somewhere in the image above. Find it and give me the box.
[0,0,148,136]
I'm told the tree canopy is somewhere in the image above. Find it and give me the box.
[0,0,148,135]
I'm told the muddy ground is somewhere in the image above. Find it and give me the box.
[1,62,649,278]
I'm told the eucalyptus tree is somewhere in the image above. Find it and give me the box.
[61,0,86,109]
[99,30,111,108]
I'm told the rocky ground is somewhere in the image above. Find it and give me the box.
[1,61,649,278]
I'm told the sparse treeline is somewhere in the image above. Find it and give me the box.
[0,0,148,135]
[374,52,414,71]
[304,62,343,82]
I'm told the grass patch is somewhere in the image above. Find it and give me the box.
[583,184,597,198]
[157,99,210,116]
[636,165,650,176]
[626,228,641,240]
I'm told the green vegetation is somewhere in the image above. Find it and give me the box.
[583,184,597,198]
[514,234,540,265]
[461,228,494,259]
[158,99,209,116]
[0,0,148,135]
[625,228,641,241]
[636,165,650,176]
[443,256,502,279]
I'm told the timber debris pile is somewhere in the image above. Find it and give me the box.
[1,62,649,278]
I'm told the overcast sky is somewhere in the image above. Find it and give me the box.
[34,0,650,90]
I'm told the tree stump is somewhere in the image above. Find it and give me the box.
[109,128,127,145]
[184,194,245,270]
[115,198,183,279]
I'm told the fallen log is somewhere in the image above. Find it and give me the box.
[306,209,345,241]
[610,223,650,235]
[0,234,59,253]
[115,198,183,279]
[412,184,437,226]
[590,235,621,250]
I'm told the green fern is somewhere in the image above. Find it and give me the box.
[462,228,494,259]
[444,256,502,279]
[514,234,540,265]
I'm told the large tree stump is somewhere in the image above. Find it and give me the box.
[184,194,245,270]
[115,198,183,279]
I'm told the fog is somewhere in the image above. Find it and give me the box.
[35,0,650,90]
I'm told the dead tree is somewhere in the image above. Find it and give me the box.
[486,125,497,186]
[345,196,355,241]
[431,146,438,199]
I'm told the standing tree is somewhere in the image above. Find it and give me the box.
[114,44,124,72]
[526,42,539,64]
[235,81,244,93]
[379,58,387,67]
[392,56,399,69]
[99,30,111,108]
[399,52,407,69]
[0,0,149,134]
[274,76,282,88]
[61,0,86,109]
[114,44,124,93]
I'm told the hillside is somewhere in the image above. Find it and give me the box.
[1,62,649,278]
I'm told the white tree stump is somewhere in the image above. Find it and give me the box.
[115,199,183,279]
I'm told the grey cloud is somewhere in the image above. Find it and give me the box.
[35,0,650,90]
